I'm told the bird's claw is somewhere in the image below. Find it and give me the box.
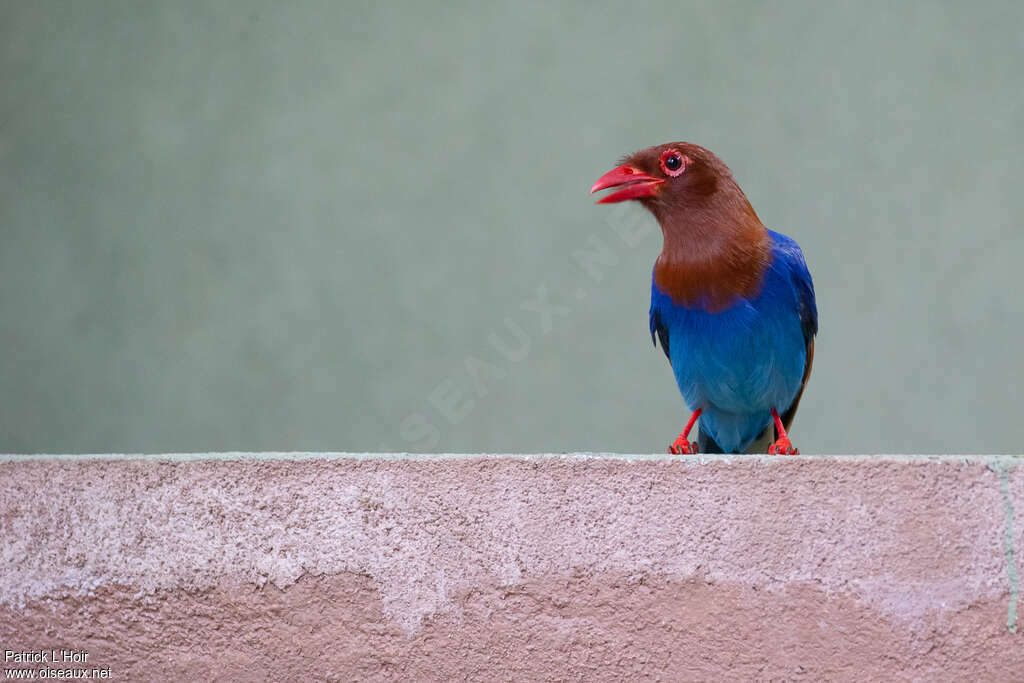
[767,436,799,455]
[668,438,699,455]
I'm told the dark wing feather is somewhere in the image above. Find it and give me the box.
[780,339,814,432]
[779,244,818,432]
[649,307,670,361]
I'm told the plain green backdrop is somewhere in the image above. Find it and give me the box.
[2,2,1022,454]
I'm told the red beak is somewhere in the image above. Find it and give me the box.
[590,164,665,204]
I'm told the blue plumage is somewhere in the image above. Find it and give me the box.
[592,141,818,454]
[650,231,817,453]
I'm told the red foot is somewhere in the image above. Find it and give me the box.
[767,407,799,455]
[667,409,702,455]
[767,435,799,455]
[668,436,699,455]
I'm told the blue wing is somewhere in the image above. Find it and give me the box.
[769,230,818,431]
[786,243,818,347]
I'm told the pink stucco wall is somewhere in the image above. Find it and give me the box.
[1,454,1021,680]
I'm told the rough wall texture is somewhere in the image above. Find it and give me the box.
[0,454,1021,681]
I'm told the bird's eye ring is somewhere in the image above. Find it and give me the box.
[659,150,688,177]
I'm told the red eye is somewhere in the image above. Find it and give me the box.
[659,150,688,177]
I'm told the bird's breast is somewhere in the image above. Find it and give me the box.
[652,270,806,414]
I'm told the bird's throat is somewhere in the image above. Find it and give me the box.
[653,215,772,312]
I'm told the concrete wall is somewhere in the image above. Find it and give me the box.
[1,454,1021,680]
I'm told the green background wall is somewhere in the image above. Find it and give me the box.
[3,2,1022,453]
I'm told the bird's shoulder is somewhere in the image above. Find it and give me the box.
[767,230,818,344]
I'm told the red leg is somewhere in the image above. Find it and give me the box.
[668,409,702,454]
[767,408,800,455]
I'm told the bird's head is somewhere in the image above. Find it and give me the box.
[590,142,758,230]
[591,141,770,309]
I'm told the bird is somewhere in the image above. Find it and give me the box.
[591,142,817,454]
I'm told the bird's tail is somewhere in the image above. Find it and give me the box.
[697,427,724,454]
[698,425,773,454]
